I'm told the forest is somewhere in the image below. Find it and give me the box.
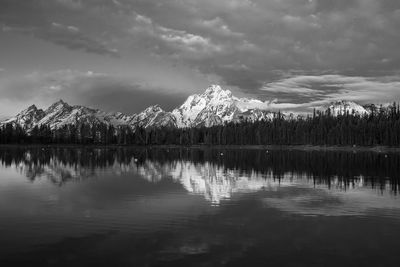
[1,104,400,146]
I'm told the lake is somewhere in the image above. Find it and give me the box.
[0,146,399,266]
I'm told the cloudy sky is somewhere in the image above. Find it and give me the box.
[1,0,400,116]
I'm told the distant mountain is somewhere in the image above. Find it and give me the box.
[2,99,135,131]
[324,101,397,117]
[2,105,46,131]
[129,105,177,129]
[362,103,397,114]
[1,85,391,132]
[325,100,370,116]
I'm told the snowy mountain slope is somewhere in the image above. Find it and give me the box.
[326,100,370,116]
[172,85,275,128]
[362,103,396,114]
[2,105,46,130]
[1,100,137,131]
[130,105,177,128]
[171,85,235,127]
[37,100,139,130]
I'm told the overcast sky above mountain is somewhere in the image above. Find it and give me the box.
[1,0,400,116]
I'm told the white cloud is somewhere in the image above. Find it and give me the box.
[132,13,222,56]
[51,22,79,32]
[261,75,400,112]
[199,17,244,38]
[135,14,152,25]
[67,25,79,32]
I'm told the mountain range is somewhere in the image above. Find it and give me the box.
[0,85,385,131]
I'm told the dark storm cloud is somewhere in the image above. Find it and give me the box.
[2,0,400,109]
[0,0,118,56]
[5,0,400,85]
[0,70,185,114]
[35,22,119,57]
[95,0,400,94]
[314,0,358,12]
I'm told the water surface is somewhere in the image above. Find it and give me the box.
[0,147,399,266]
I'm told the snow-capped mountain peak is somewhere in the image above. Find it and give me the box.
[202,84,233,100]
[326,100,370,116]
[143,105,163,114]
[129,105,176,128]
[204,84,223,93]
[2,104,46,130]
[172,84,274,128]
[172,85,235,128]
[24,104,39,113]
[45,99,71,113]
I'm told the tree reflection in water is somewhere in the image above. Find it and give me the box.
[0,147,398,200]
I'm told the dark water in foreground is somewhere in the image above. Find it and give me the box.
[0,147,399,266]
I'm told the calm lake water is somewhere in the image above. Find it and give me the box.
[0,147,399,266]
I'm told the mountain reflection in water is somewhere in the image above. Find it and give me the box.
[1,147,399,206]
[1,147,400,266]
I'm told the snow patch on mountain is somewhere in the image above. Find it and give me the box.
[2,105,45,130]
[326,100,370,116]
[130,105,176,128]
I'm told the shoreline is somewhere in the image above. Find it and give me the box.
[0,144,399,153]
